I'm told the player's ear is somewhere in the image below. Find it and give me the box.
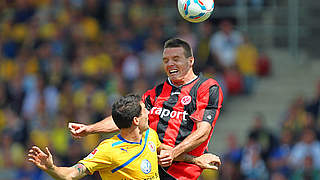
[132,117,139,126]
[189,57,194,67]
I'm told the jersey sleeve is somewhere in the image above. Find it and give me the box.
[190,84,223,126]
[78,142,112,175]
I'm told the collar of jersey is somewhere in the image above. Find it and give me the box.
[117,132,143,145]
[111,128,150,173]
[167,74,200,88]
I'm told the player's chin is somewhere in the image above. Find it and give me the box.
[168,74,181,83]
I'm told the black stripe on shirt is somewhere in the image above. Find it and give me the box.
[145,83,164,111]
[145,95,153,111]
[154,82,164,103]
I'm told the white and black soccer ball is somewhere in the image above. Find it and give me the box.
[177,0,215,23]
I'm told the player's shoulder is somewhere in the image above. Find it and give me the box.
[148,128,158,136]
[150,82,166,92]
[96,135,121,150]
[143,81,166,97]
[198,74,220,88]
[145,128,160,145]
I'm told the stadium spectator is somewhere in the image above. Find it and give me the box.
[248,113,278,161]
[290,155,320,180]
[269,130,293,178]
[306,79,320,122]
[209,19,243,70]
[224,133,242,164]
[140,38,163,86]
[219,133,243,180]
[288,128,320,170]
[195,22,215,73]
[282,95,309,137]
[240,136,269,179]
[235,35,259,94]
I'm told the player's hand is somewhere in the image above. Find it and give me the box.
[28,146,54,171]
[194,153,221,170]
[68,122,90,138]
[158,149,174,167]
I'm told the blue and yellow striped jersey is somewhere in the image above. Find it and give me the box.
[79,128,161,180]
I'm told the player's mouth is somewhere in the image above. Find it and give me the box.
[169,69,179,75]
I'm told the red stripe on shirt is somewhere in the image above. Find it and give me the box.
[147,82,172,133]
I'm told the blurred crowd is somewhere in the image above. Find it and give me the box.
[0,0,270,179]
[217,80,320,180]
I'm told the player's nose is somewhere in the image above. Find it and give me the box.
[166,59,175,66]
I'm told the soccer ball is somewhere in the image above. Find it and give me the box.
[177,0,214,23]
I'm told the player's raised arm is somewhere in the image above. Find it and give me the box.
[28,146,89,180]
[68,115,119,138]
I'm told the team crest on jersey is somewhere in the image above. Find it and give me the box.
[84,148,98,160]
[141,159,151,174]
[148,141,156,152]
[181,95,192,105]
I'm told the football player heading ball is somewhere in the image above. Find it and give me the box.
[69,38,223,179]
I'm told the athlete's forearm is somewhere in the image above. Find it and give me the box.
[158,144,196,165]
[174,153,196,163]
[45,164,88,180]
[172,121,211,159]
[88,116,119,134]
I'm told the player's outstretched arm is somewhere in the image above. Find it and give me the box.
[69,116,119,138]
[28,146,88,180]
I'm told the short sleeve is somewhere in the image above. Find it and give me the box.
[190,85,223,126]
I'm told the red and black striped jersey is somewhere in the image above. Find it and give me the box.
[142,74,223,180]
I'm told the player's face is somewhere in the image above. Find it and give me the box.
[163,47,193,86]
[138,102,149,132]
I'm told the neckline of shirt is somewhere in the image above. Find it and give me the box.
[167,75,199,88]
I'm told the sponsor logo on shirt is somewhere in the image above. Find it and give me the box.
[150,107,188,120]
[141,159,151,174]
[181,95,192,105]
[148,141,156,152]
[84,148,98,160]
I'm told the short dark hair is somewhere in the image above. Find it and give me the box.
[112,94,142,129]
[164,38,193,58]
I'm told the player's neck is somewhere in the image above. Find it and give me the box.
[120,128,142,143]
[170,71,197,87]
